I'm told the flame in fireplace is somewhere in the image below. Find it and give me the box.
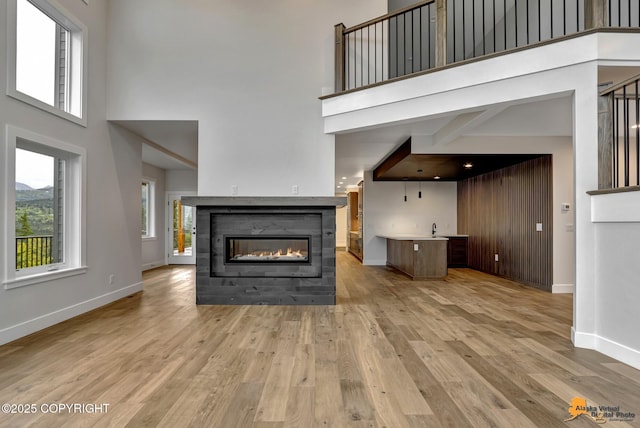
[233,247,307,261]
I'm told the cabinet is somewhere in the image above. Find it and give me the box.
[446,237,468,267]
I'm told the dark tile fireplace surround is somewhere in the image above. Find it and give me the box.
[182,197,346,305]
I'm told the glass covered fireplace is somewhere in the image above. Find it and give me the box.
[225,236,310,263]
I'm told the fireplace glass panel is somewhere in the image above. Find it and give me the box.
[226,237,310,263]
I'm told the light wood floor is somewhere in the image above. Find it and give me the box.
[1,251,639,427]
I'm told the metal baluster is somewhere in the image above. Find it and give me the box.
[538,0,541,41]
[525,0,529,44]
[463,0,467,58]
[624,85,630,186]
[493,0,497,52]
[614,96,619,187]
[374,23,377,83]
[515,0,518,47]
[382,20,385,81]
[504,0,507,51]
[472,0,476,58]
[549,0,553,39]
[453,0,457,61]
[618,0,621,26]
[360,28,363,87]
[482,0,486,55]
[564,0,567,34]
[396,15,399,77]
[367,25,370,85]
[608,0,612,26]
[419,7,423,71]
[411,10,414,73]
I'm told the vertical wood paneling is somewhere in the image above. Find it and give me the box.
[457,156,553,290]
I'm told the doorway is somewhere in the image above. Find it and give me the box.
[167,192,196,264]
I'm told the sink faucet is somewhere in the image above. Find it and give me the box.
[431,222,437,236]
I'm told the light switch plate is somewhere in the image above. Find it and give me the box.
[536,223,543,232]
[413,244,419,252]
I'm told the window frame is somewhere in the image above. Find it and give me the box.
[141,178,156,240]
[6,0,88,126]
[2,125,87,289]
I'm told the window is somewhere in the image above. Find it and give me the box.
[141,179,155,239]
[6,0,87,125]
[2,125,86,289]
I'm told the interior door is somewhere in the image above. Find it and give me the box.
[167,193,196,264]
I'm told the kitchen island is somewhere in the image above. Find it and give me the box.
[378,235,449,280]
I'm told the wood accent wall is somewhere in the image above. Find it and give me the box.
[457,156,553,290]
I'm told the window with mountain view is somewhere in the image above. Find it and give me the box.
[3,125,86,288]
[15,147,63,270]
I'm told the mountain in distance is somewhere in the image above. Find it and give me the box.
[16,182,33,191]
[16,185,54,202]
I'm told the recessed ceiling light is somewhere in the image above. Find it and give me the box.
[339,181,344,184]
[337,185,341,188]
[463,162,473,169]
[434,176,441,180]
[341,176,347,180]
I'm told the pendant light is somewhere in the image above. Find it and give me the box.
[403,177,408,202]
[417,169,423,198]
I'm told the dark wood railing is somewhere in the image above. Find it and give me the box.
[334,0,636,92]
[336,0,438,91]
[16,235,53,269]
[600,74,640,189]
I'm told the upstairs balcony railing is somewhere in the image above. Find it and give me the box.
[16,235,54,270]
[334,0,639,92]
[599,74,640,189]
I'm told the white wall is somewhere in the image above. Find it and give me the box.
[590,192,640,368]
[166,170,197,193]
[106,0,387,197]
[363,173,458,265]
[0,0,142,345]
[142,162,166,271]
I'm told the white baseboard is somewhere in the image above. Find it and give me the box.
[0,282,143,346]
[552,283,574,293]
[142,260,165,271]
[573,328,640,370]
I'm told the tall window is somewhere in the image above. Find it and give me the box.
[142,179,155,238]
[3,126,86,288]
[7,0,87,125]
[15,147,63,270]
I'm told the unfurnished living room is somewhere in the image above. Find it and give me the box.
[1,0,640,427]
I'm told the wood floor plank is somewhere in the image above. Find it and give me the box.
[0,253,639,428]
